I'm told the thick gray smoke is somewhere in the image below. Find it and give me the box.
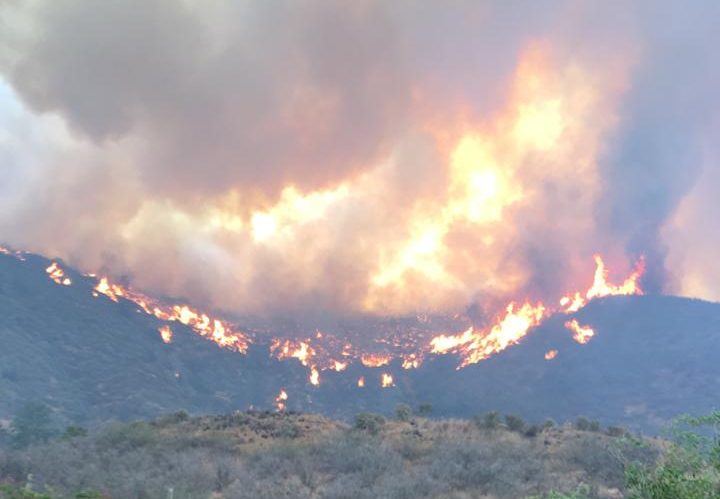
[0,0,718,318]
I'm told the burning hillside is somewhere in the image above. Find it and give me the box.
[2,244,643,388]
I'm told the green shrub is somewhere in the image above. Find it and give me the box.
[417,403,433,416]
[606,426,626,438]
[9,403,58,449]
[574,417,591,431]
[543,418,557,430]
[395,404,412,422]
[624,411,720,498]
[474,411,500,430]
[353,413,385,435]
[504,414,525,433]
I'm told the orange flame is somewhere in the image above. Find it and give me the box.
[544,349,558,360]
[565,319,595,344]
[158,325,173,344]
[401,354,422,370]
[430,302,546,367]
[309,366,320,386]
[275,389,288,411]
[332,360,348,372]
[94,276,249,352]
[561,255,644,312]
[357,376,365,388]
[381,373,394,388]
[46,262,72,286]
[360,353,392,368]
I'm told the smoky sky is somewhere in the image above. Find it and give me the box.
[0,0,718,318]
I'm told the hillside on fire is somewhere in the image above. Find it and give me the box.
[2,249,720,433]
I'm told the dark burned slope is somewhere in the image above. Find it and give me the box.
[1,251,719,430]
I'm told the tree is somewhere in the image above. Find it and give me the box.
[9,403,58,449]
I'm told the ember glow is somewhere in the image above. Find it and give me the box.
[544,350,558,360]
[381,373,395,388]
[565,319,595,345]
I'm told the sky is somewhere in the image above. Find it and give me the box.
[0,0,719,320]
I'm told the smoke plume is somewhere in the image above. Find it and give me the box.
[0,0,718,319]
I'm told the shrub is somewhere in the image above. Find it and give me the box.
[606,426,626,438]
[525,425,540,438]
[9,403,58,449]
[505,414,526,433]
[395,404,412,422]
[574,417,591,431]
[353,413,385,435]
[543,418,557,430]
[61,426,88,440]
[625,411,720,498]
[417,403,433,416]
[474,411,500,430]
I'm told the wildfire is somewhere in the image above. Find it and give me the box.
[332,360,348,372]
[275,389,288,412]
[158,325,173,344]
[565,319,595,344]
[46,262,72,286]
[401,354,422,370]
[360,353,392,368]
[93,276,249,352]
[430,302,547,367]
[270,339,315,366]
[309,366,320,386]
[14,244,644,387]
[560,255,644,312]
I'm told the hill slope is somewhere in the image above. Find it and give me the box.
[2,251,720,430]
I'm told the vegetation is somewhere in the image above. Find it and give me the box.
[0,410,662,499]
[624,411,720,498]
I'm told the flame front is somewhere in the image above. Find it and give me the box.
[10,245,643,390]
[430,302,547,368]
[93,276,249,353]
